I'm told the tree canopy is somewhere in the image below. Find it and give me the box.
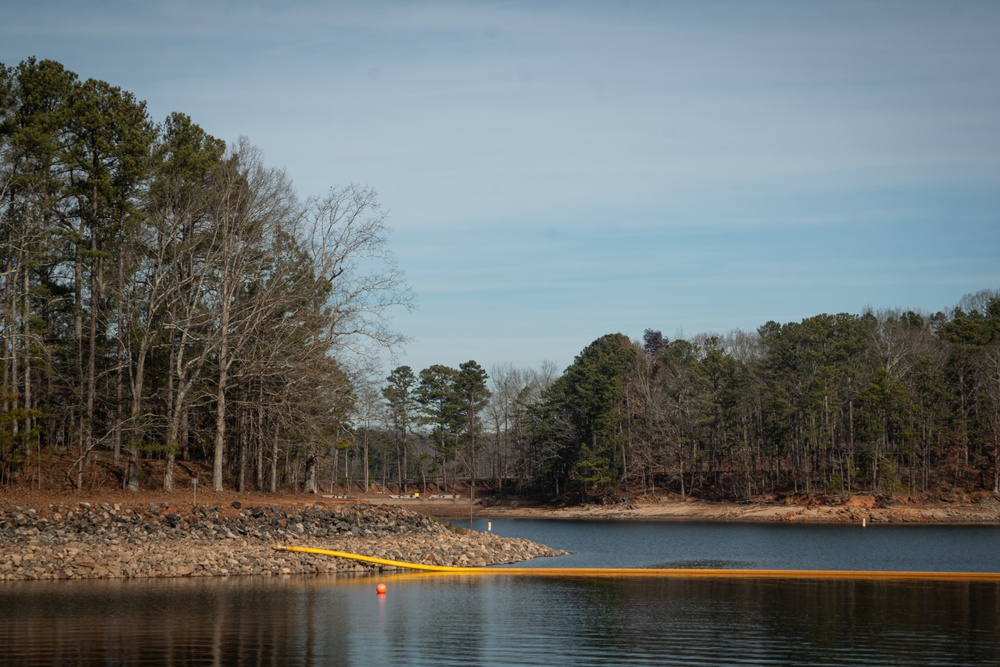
[1,58,411,492]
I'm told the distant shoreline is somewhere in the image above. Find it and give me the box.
[3,487,998,526]
[385,494,1000,525]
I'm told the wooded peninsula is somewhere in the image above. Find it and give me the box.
[2,58,999,506]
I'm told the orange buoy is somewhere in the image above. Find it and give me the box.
[376,583,387,595]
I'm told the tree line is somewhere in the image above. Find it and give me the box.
[523,293,999,501]
[370,291,999,501]
[1,58,411,492]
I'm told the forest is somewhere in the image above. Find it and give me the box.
[374,291,1000,503]
[3,59,999,502]
[1,58,411,494]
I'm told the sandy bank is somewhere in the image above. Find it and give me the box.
[378,493,1000,524]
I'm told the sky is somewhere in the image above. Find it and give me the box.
[4,0,999,377]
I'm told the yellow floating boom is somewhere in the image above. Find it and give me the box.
[275,545,1000,582]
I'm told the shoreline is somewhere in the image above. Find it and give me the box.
[2,489,998,582]
[4,487,999,525]
[384,494,1000,525]
[0,500,564,581]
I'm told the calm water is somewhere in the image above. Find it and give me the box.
[1,521,999,666]
[474,519,1000,571]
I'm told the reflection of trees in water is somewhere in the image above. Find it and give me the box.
[1,576,998,666]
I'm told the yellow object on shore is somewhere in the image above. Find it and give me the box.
[274,545,1000,581]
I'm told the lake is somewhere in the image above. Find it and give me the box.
[1,521,998,666]
[473,518,1000,571]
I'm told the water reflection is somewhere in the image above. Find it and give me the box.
[471,519,1000,571]
[1,574,998,666]
[0,577,326,666]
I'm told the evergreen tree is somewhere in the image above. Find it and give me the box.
[383,365,417,491]
[415,364,461,490]
[455,360,490,481]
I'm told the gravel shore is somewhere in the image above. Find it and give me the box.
[0,501,566,581]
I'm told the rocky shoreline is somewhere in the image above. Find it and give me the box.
[0,501,566,581]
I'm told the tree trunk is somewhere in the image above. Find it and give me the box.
[270,421,279,493]
[238,419,247,493]
[304,451,317,493]
[85,184,99,489]
[113,246,125,467]
[22,268,33,441]
[363,431,370,493]
[74,217,86,490]
[212,296,230,491]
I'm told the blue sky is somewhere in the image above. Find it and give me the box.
[4,0,999,376]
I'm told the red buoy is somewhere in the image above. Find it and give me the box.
[376,583,387,595]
